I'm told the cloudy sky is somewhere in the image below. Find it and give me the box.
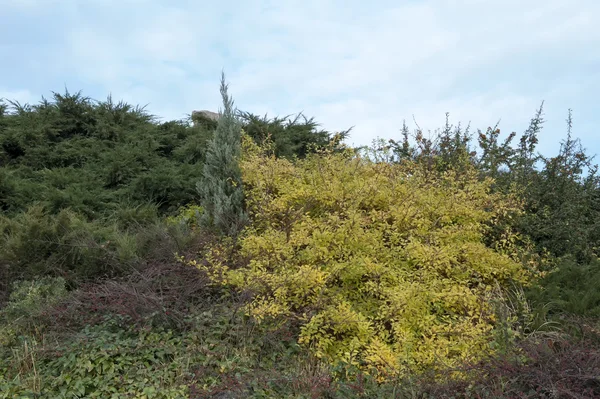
[1,0,598,156]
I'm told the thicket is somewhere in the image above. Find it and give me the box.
[0,87,339,302]
[1,80,599,397]
[387,108,600,318]
[192,135,530,379]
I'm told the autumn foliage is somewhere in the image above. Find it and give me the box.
[190,134,532,380]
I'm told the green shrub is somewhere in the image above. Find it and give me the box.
[527,256,600,318]
[0,277,68,346]
[237,110,350,160]
[165,203,204,230]
[0,206,139,284]
[1,277,67,320]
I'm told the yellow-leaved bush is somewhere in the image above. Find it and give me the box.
[189,134,531,379]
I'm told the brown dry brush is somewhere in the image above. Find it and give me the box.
[37,237,219,333]
[417,331,600,399]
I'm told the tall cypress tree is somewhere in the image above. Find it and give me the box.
[197,72,248,236]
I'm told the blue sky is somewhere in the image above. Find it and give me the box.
[1,0,599,157]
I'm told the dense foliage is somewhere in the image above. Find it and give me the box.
[389,108,600,264]
[191,135,532,379]
[388,107,600,319]
[0,88,339,301]
[1,82,599,397]
[0,91,207,217]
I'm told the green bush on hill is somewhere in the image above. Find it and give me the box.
[0,88,341,301]
[1,81,600,397]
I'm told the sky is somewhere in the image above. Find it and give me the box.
[1,0,599,157]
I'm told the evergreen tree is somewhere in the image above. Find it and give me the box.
[236,110,342,159]
[197,72,248,236]
[518,109,600,262]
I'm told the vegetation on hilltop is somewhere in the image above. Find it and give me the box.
[1,78,599,398]
[0,84,341,301]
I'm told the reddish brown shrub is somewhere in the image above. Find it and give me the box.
[418,327,600,398]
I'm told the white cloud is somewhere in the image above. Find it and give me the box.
[3,0,598,154]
